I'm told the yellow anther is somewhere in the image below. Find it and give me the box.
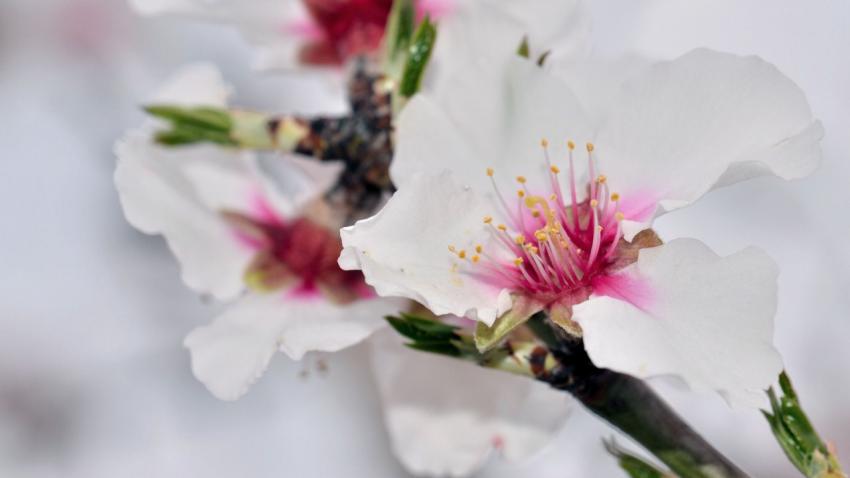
[471,255,480,263]
[535,231,547,241]
[531,210,541,218]
[530,246,539,254]
[610,192,620,202]
[517,190,526,198]
[497,224,507,231]
[475,245,483,253]
[448,245,456,253]
[560,241,570,249]
[550,165,560,174]
[540,138,549,147]
[549,194,557,201]
[567,140,575,150]
[515,235,526,245]
[513,257,524,266]
[615,211,625,221]
[483,215,493,224]
[590,199,599,208]
[486,168,494,177]
[596,175,607,184]
[516,176,527,184]
[458,250,467,259]
[586,142,595,152]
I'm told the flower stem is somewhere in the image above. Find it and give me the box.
[527,315,748,478]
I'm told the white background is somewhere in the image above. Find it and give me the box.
[1,0,848,476]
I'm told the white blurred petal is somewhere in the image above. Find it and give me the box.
[147,61,231,106]
[370,329,571,477]
[130,0,309,71]
[574,238,783,407]
[185,293,403,400]
[114,133,254,300]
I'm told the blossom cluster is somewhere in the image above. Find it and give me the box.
[117,0,824,475]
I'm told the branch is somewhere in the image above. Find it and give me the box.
[527,315,748,478]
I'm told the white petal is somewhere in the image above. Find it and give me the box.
[185,293,401,401]
[574,238,783,407]
[370,329,571,477]
[147,62,231,106]
[596,48,822,218]
[130,0,310,71]
[114,133,254,300]
[340,172,510,325]
[551,54,652,130]
[392,57,592,194]
[427,0,589,95]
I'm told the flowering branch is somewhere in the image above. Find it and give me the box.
[145,61,395,222]
[387,312,749,477]
[525,314,748,478]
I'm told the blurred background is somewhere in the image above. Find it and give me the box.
[1,0,848,476]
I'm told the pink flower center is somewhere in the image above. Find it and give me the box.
[452,141,629,306]
[227,207,371,301]
[299,0,394,65]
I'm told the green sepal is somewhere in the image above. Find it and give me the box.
[398,16,437,98]
[474,296,544,352]
[145,104,237,146]
[383,0,416,64]
[144,105,232,132]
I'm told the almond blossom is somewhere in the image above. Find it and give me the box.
[339,48,823,407]
[114,63,571,475]
[115,63,404,400]
[128,0,587,72]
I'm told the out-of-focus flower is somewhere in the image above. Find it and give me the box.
[340,48,823,407]
[114,64,571,476]
[127,0,588,75]
[115,63,402,400]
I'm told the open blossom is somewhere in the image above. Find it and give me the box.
[114,63,402,400]
[340,49,823,406]
[128,0,587,72]
[114,63,571,475]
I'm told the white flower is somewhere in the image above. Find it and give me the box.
[340,48,823,407]
[115,63,402,400]
[115,64,570,476]
[128,0,588,73]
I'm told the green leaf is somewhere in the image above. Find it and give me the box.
[144,105,232,132]
[387,314,457,339]
[474,296,544,352]
[763,371,846,478]
[399,16,437,98]
[516,35,530,59]
[405,341,460,357]
[145,104,237,146]
[604,439,672,478]
[383,0,416,63]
